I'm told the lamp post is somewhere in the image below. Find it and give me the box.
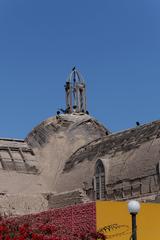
[128,200,140,240]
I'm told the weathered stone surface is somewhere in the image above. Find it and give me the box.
[26,113,108,149]
[0,114,160,214]
[25,113,107,194]
[59,120,160,202]
[47,189,90,209]
[0,138,38,174]
[0,194,48,216]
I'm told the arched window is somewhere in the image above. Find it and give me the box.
[94,160,105,200]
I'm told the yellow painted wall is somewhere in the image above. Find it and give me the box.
[96,201,160,240]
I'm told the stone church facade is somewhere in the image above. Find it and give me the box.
[0,68,159,215]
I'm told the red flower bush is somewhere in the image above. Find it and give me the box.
[0,203,107,239]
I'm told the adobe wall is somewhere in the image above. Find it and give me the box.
[0,194,48,216]
[0,189,90,216]
[47,189,90,209]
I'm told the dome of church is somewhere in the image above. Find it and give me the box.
[25,113,109,193]
[23,67,111,195]
[26,113,109,149]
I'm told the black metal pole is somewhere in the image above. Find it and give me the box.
[131,213,137,240]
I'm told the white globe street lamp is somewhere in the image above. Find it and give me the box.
[128,200,140,240]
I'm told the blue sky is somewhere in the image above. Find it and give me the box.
[0,0,160,138]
